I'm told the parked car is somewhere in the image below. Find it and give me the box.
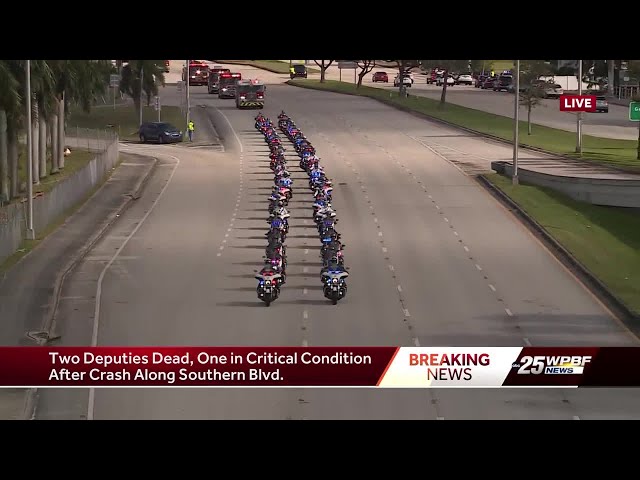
[474,74,487,88]
[456,73,474,85]
[595,95,609,113]
[139,122,183,144]
[372,71,389,83]
[394,74,412,87]
[436,74,455,86]
[481,76,496,89]
[493,74,513,92]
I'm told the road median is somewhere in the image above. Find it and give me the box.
[286,79,640,173]
[213,60,320,75]
[480,173,640,332]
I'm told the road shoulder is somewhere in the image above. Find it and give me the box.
[0,152,157,419]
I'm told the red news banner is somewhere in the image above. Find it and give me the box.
[0,347,639,388]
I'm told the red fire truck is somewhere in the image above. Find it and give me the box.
[183,61,210,86]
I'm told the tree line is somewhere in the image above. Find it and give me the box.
[0,59,167,205]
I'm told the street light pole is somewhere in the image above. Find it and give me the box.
[25,60,34,239]
[512,59,520,186]
[139,64,144,127]
[576,59,583,154]
[185,59,190,133]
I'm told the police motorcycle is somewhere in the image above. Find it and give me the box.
[318,216,338,236]
[269,193,288,214]
[266,217,287,243]
[321,259,349,305]
[267,207,290,234]
[256,263,283,307]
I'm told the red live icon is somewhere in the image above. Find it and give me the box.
[559,94,597,112]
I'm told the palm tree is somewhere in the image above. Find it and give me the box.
[0,60,21,203]
[31,60,55,180]
[119,60,165,124]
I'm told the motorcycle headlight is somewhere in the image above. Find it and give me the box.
[332,278,338,284]
[265,280,271,286]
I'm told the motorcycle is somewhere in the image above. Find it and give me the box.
[256,273,281,307]
[321,269,349,305]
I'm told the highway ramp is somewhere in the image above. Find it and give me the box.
[35,70,640,420]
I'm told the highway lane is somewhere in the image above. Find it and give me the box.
[36,66,640,419]
[215,80,640,419]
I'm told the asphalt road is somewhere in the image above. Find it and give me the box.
[35,64,640,419]
[322,66,637,141]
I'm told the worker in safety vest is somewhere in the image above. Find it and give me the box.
[289,66,295,76]
[188,120,195,141]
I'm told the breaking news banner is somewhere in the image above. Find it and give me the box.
[0,347,639,388]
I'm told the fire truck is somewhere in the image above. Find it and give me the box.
[235,79,266,109]
[183,61,210,86]
[218,72,242,99]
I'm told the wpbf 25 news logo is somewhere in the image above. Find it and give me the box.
[512,354,592,375]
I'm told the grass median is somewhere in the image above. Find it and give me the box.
[213,60,320,75]
[287,79,640,172]
[68,105,185,141]
[485,173,640,315]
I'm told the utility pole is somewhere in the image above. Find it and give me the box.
[186,60,190,133]
[25,60,34,239]
[512,60,520,186]
[139,64,144,127]
[576,60,583,154]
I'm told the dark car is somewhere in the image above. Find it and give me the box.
[475,74,487,88]
[481,76,496,89]
[372,71,389,83]
[139,122,183,144]
[208,68,231,94]
[493,74,513,92]
[290,64,307,79]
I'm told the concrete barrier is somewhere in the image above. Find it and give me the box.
[491,160,640,208]
[0,132,119,265]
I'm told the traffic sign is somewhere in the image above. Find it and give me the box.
[629,101,640,121]
[338,61,357,69]
[109,74,120,88]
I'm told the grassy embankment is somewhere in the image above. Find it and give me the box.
[287,79,640,172]
[286,78,640,316]
[486,174,640,315]
[68,104,185,141]
[213,60,320,75]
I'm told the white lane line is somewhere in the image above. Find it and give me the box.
[397,285,402,292]
[304,249,309,254]
[436,417,445,420]
[388,265,394,271]
[365,195,369,200]
[225,233,229,238]
[302,339,308,347]
[413,337,420,347]
[303,310,309,319]
[453,231,459,236]
[505,308,513,317]
[573,415,581,420]
[303,267,309,273]
[403,309,411,317]
[444,217,449,223]
[523,337,532,346]
[219,246,224,251]
[428,195,432,199]
[214,106,243,153]
[435,205,440,210]
[489,284,496,292]
[373,218,378,223]
[463,246,469,252]
[89,155,179,420]
[378,232,383,237]
[216,253,222,257]
[475,264,482,271]
[227,228,232,232]
[369,205,373,209]
[222,239,227,244]
[382,247,388,253]
[303,288,308,295]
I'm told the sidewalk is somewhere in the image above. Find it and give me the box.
[0,152,156,419]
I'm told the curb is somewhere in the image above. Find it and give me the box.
[285,81,640,175]
[21,154,159,420]
[476,174,640,337]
